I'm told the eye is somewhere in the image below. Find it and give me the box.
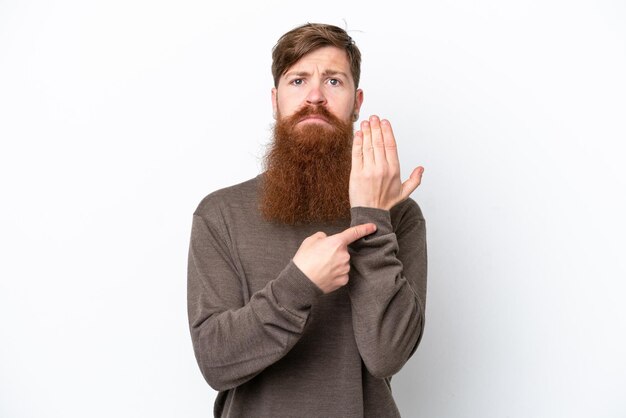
[291,78,303,86]
[328,78,341,86]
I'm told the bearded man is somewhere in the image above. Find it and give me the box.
[187,23,427,418]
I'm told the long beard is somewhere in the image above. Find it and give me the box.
[260,105,354,225]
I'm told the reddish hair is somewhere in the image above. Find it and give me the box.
[271,23,362,88]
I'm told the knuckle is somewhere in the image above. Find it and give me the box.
[337,275,349,286]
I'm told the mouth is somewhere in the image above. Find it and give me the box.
[298,115,329,124]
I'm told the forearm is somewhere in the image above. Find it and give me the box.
[347,205,427,378]
[189,260,321,390]
[187,214,322,391]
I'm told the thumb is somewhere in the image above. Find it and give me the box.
[400,166,424,200]
[335,223,377,245]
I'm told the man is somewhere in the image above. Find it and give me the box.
[187,23,427,417]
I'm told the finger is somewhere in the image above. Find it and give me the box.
[369,115,386,165]
[336,274,349,287]
[360,119,374,166]
[380,119,399,169]
[352,130,363,170]
[400,167,424,200]
[335,222,377,245]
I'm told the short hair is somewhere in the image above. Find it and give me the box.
[271,23,362,89]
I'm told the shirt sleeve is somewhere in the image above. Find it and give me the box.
[347,200,427,379]
[187,207,323,391]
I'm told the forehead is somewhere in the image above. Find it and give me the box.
[283,46,352,77]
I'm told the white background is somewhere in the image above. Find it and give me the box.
[1,0,625,417]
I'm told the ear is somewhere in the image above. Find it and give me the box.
[354,88,364,115]
[271,87,278,119]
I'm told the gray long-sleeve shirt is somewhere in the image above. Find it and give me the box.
[187,174,427,417]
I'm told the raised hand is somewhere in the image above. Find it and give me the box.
[292,223,377,294]
[350,115,424,210]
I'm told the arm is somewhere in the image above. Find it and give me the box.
[348,115,427,378]
[347,201,427,379]
[187,210,323,391]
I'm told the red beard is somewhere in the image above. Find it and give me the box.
[260,105,354,225]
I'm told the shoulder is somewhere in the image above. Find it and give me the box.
[193,175,261,219]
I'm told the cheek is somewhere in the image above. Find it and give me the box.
[277,94,301,117]
[332,98,355,119]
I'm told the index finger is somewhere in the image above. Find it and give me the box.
[334,223,377,245]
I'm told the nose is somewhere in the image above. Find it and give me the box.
[305,82,327,106]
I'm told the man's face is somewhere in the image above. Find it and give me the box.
[272,46,363,126]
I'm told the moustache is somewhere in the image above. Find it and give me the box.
[287,105,343,126]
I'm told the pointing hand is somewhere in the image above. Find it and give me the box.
[292,223,377,294]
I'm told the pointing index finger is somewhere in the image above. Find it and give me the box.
[335,223,377,245]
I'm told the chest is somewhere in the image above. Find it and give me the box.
[223,208,349,298]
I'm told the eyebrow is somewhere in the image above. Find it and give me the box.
[283,70,349,79]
